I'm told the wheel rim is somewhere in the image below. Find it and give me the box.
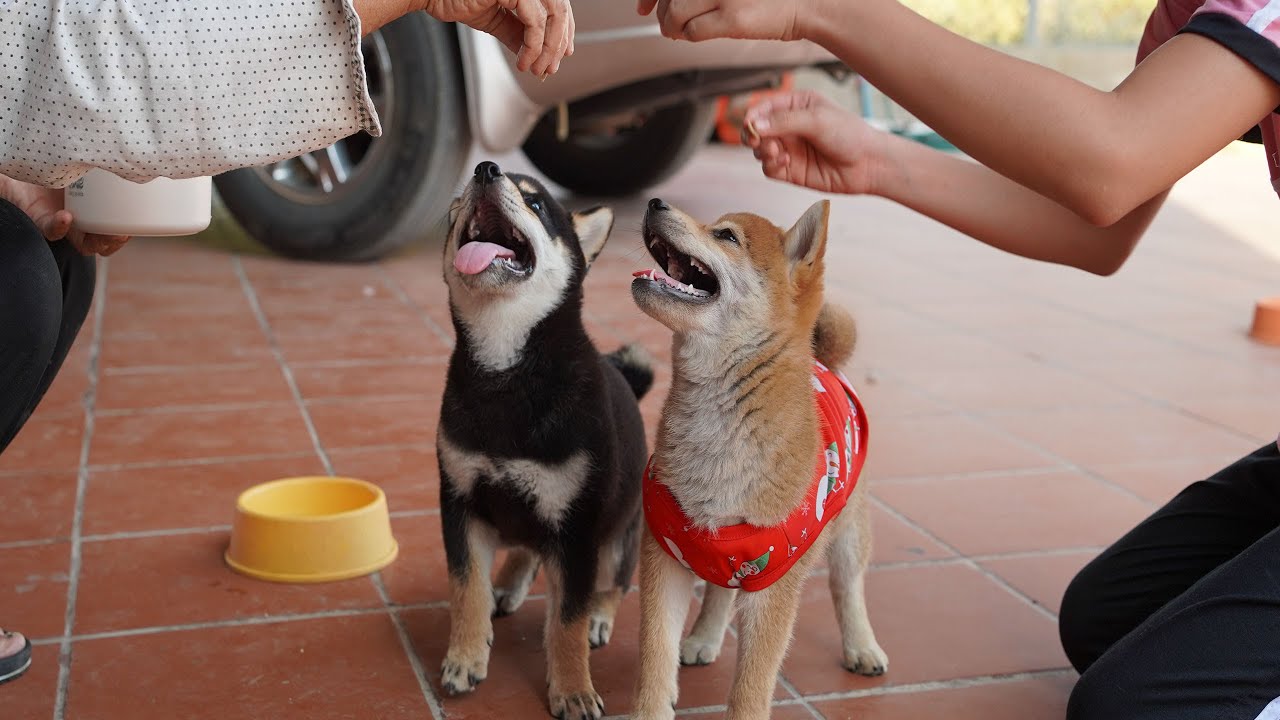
[253,32,396,205]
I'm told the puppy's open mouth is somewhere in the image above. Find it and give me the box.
[454,199,534,276]
[633,231,719,302]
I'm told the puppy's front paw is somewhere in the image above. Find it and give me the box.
[588,614,613,649]
[842,641,888,677]
[440,646,489,695]
[549,688,604,720]
[679,634,723,666]
[492,586,527,617]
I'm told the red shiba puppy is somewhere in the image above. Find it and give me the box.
[629,198,887,720]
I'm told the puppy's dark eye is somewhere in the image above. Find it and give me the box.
[527,198,543,212]
[713,227,738,244]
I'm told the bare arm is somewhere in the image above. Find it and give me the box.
[803,1,1279,226]
[741,89,1161,275]
[874,132,1163,275]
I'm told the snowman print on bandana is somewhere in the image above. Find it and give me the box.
[727,546,774,588]
[815,441,842,522]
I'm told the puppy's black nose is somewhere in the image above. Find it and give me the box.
[648,198,669,212]
[475,161,502,185]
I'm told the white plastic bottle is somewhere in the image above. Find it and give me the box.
[66,169,212,236]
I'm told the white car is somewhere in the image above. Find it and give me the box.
[213,8,836,261]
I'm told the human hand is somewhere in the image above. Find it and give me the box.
[423,0,574,76]
[740,90,888,196]
[637,0,811,42]
[0,175,130,256]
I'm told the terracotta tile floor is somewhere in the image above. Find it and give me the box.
[4,144,1280,719]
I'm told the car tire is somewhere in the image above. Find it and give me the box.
[521,100,718,197]
[213,14,468,262]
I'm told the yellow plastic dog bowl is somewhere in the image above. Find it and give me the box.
[224,477,399,583]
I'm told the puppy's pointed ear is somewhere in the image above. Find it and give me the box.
[784,200,830,271]
[573,206,614,270]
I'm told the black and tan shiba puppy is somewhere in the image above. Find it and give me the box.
[437,162,651,720]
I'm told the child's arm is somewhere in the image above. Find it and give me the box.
[743,90,1160,275]
[874,130,1164,275]
[647,0,1280,227]
[804,2,1275,226]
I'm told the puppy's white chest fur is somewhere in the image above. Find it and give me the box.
[438,432,590,529]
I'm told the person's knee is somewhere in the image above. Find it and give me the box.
[0,204,63,371]
[1059,558,1112,674]
[1066,665,1127,720]
[50,241,96,334]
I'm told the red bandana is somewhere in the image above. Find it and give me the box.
[643,361,869,592]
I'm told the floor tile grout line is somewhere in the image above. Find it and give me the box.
[0,537,64,550]
[600,698,813,719]
[967,546,1105,563]
[94,400,309,416]
[375,265,455,348]
[798,667,1077,704]
[101,361,266,376]
[75,441,438,473]
[33,599,456,646]
[80,525,232,542]
[289,356,451,369]
[303,394,443,406]
[1,510,443,550]
[53,258,109,720]
[371,573,447,720]
[27,588,551,646]
[870,497,1061,622]
[233,257,334,476]
[94,390,447,417]
[81,449,333,473]
[869,464,1070,486]
[389,508,442,519]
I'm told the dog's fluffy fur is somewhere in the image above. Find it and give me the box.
[436,162,651,720]
[628,199,887,720]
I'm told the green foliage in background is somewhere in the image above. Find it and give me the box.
[901,0,1158,45]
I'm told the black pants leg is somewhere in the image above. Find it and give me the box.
[1060,442,1280,719]
[0,198,95,454]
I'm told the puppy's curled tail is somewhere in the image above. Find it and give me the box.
[606,343,654,400]
[813,303,858,369]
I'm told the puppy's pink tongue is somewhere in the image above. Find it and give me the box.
[454,242,514,275]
